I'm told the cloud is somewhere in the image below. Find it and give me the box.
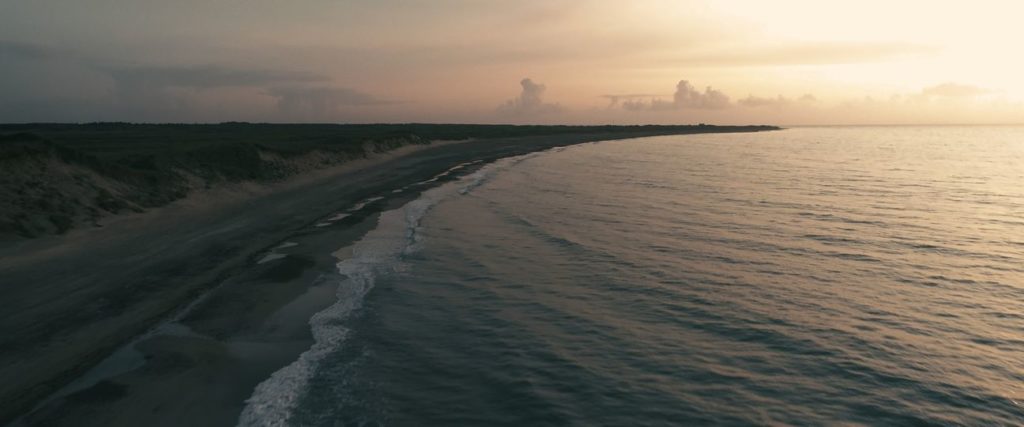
[100,65,333,120]
[108,65,326,90]
[0,40,329,94]
[0,40,63,61]
[918,83,989,98]
[1,39,329,94]
[268,85,388,120]
[739,95,789,108]
[672,80,730,109]
[601,94,664,108]
[896,82,994,106]
[619,80,731,111]
[0,39,392,122]
[497,78,562,115]
[739,93,818,108]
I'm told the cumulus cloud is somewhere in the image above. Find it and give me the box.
[617,80,731,111]
[672,80,731,109]
[498,78,562,115]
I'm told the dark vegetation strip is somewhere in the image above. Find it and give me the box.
[0,123,777,239]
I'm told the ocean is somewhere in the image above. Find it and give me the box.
[241,126,1024,425]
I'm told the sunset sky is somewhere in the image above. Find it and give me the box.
[2,0,1022,125]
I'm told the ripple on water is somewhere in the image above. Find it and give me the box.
[275,127,1024,425]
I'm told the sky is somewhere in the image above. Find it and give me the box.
[2,0,1023,125]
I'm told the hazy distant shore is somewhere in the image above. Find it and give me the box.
[0,124,778,425]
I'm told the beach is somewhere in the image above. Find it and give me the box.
[6,2,1021,425]
[0,128,772,425]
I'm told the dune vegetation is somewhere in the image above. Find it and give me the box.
[0,123,777,239]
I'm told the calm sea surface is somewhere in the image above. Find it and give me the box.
[244,127,1024,425]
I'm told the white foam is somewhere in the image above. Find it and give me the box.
[326,213,351,222]
[412,160,484,186]
[257,253,288,264]
[237,155,527,427]
[346,196,384,212]
[275,242,299,250]
[458,154,538,195]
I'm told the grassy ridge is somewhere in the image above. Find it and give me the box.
[0,123,778,238]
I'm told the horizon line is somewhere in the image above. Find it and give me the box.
[2,121,1023,127]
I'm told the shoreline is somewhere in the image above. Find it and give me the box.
[2,128,778,425]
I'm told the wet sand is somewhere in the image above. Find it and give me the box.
[19,208,390,426]
[0,129,772,425]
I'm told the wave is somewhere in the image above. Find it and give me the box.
[236,155,530,427]
[414,160,483,186]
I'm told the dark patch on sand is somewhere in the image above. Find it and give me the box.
[260,254,315,282]
[65,381,128,404]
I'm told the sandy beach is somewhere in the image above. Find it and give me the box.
[6,3,1021,425]
[1,129,771,425]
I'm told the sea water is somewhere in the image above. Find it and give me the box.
[243,127,1024,425]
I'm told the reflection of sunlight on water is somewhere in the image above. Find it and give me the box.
[278,127,1024,425]
[391,126,1024,424]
